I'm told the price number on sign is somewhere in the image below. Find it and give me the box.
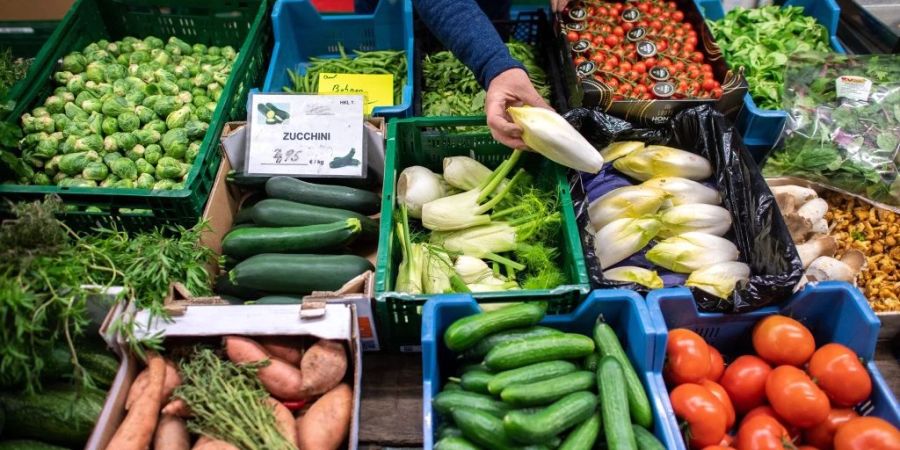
[273,148,301,164]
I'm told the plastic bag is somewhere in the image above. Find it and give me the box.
[566,105,804,313]
[763,53,900,212]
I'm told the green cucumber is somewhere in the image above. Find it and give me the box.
[444,303,546,352]
[593,320,653,428]
[462,326,563,360]
[437,425,464,440]
[265,176,380,215]
[598,356,637,450]
[250,199,377,241]
[222,219,362,259]
[485,333,595,371]
[632,425,665,450]
[434,436,480,450]
[488,360,578,395]
[433,390,510,419]
[230,254,373,294]
[503,391,598,444]
[559,413,602,450]
[443,381,462,391]
[251,296,302,305]
[460,370,493,394]
[501,371,596,407]
[453,408,523,450]
[582,352,600,372]
[0,386,104,447]
[0,440,68,450]
[460,363,488,375]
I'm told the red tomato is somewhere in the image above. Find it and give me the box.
[766,365,831,428]
[619,61,632,71]
[743,405,800,441]
[613,26,625,37]
[702,79,717,91]
[663,24,675,33]
[637,2,650,12]
[808,343,872,407]
[666,328,711,385]
[591,54,605,65]
[834,417,900,450]
[702,63,714,73]
[574,56,586,65]
[712,87,723,98]
[633,62,647,73]
[650,20,663,30]
[668,1,677,9]
[606,78,619,88]
[805,409,859,450]
[798,447,821,450]
[650,5,662,15]
[736,415,793,450]
[701,380,735,429]
[579,32,593,42]
[752,315,816,366]
[673,10,684,21]
[656,40,668,52]
[691,51,705,63]
[701,447,736,450]
[623,22,635,31]
[596,6,609,16]
[603,35,617,47]
[566,31,580,42]
[670,383,728,448]
[720,355,771,414]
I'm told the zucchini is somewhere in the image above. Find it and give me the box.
[485,333,595,371]
[459,370,493,394]
[265,176,380,215]
[222,219,362,259]
[226,170,269,187]
[598,356,637,450]
[632,425,665,450]
[250,199,378,241]
[503,391,598,444]
[230,254,373,294]
[251,296,302,305]
[34,346,117,388]
[453,408,523,450]
[233,206,255,224]
[462,326,563,361]
[593,320,653,428]
[501,371,596,407]
[432,390,510,419]
[444,304,546,352]
[434,436,480,450]
[214,274,271,300]
[488,360,577,395]
[0,440,68,450]
[559,413,601,450]
[0,386,105,447]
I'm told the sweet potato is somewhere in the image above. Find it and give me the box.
[258,336,304,366]
[106,353,167,450]
[162,398,191,417]
[295,383,353,450]
[126,359,180,410]
[225,336,306,400]
[266,397,299,448]
[153,414,190,450]
[299,340,347,397]
[192,436,240,450]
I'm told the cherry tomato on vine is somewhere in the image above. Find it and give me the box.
[670,383,728,448]
[834,417,900,450]
[720,355,771,413]
[766,365,831,428]
[673,10,684,21]
[605,35,619,46]
[665,328,711,385]
[736,415,793,450]
[805,408,859,450]
[752,315,816,366]
[808,343,872,407]
[566,31,579,42]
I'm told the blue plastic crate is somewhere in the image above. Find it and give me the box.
[421,290,680,450]
[647,281,900,450]
[696,0,845,159]
[262,0,414,117]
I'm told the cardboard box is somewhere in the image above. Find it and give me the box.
[0,0,73,20]
[86,302,362,450]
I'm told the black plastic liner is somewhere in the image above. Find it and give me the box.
[565,105,803,313]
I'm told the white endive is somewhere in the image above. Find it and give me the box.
[603,266,664,289]
[647,232,740,273]
[594,216,662,269]
[686,261,751,298]
[658,203,733,237]
[588,185,669,230]
[507,106,604,173]
[600,141,644,162]
[640,177,720,206]
[443,156,496,191]
[397,166,450,218]
[431,222,518,257]
[613,145,713,181]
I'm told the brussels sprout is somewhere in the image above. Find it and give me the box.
[153,68,176,84]
[74,90,96,107]
[74,134,103,153]
[101,117,119,135]
[144,144,162,165]
[52,113,71,131]
[87,112,103,135]
[191,43,208,55]
[212,72,230,86]
[45,155,62,174]
[64,102,88,121]
[101,97,130,117]
[44,95,65,114]
[132,129,161,146]
[103,135,118,152]
[82,98,103,114]
[118,112,140,132]
[160,128,189,159]
[21,131,44,148]
[134,157,154,175]
[112,78,131,97]
[173,65,191,79]
[143,83,162,96]
[114,132,139,152]
[60,91,75,103]
[129,50,150,65]
[126,144,146,161]
[109,157,138,180]
[136,65,155,83]
[136,172,155,189]
[103,151,123,165]
[151,96,180,117]
[60,136,77,154]
[105,42,120,55]
[126,91,145,106]
[104,63,127,82]
[100,176,117,187]
[222,46,237,60]
[86,47,112,61]
[86,81,112,96]
[190,88,206,99]
[83,161,109,180]
[166,36,192,55]
[142,94,161,108]
[83,42,101,53]
[195,103,213,122]
[153,178,176,190]
[143,120,167,135]
[84,61,105,83]
[183,121,208,140]
[143,36,164,50]
[54,71,74,84]
[31,172,51,185]
[165,106,191,130]
[59,151,93,175]
[113,179,135,188]
[59,178,97,188]
[24,115,55,134]
[207,46,221,56]
[116,54,129,65]
[150,49,170,66]
[191,72,213,88]
[133,105,155,124]
[62,53,87,73]
[185,141,201,163]
[207,82,223,102]
[157,80,179,96]
[190,95,210,108]
[176,78,193,93]
[125,76,146,91]
[53,172,68,184]
[155,156,185,179]
[34,135,60,159]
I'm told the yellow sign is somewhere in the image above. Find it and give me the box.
[317,73,394,115]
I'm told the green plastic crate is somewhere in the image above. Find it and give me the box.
[0,21,59,59]
[374,116,591,352]
[0,0,271,232]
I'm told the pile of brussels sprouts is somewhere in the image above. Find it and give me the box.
[14,35,237,190]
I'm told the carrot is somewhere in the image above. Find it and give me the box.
[162,398,192,418]
[225,336,306,400]
[106,353,167,450]
[295,383,353,450]
[127,359,180,410]
[299,340,347,397]
[192,436,240,450]
[153,413,190,450]
[266,398,299,448]
[258,336,304,366]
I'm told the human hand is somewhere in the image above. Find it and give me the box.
[550,0,571,12]
[485,68,552,149]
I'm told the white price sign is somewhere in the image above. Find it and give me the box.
[245,93,365,177]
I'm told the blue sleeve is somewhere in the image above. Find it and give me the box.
[413,0,524,88]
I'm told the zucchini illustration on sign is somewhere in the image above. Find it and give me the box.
[258,103,291,125]
[330,149,361,169]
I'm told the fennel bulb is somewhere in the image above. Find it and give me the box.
[397,166,450,218]
[443,156,502,191]
[507,106,603,173]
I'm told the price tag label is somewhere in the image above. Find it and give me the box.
[317,73,393,115]
[652,82,675,98]
[636,40,658,57]
[649,66,670,81]
[572,39,592,53]
[622,8,640,22]
[245,93,365,178]
[576,61,598,77]
[566,22,586,31]
[626,27,646,42]
[569,8,587,20]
